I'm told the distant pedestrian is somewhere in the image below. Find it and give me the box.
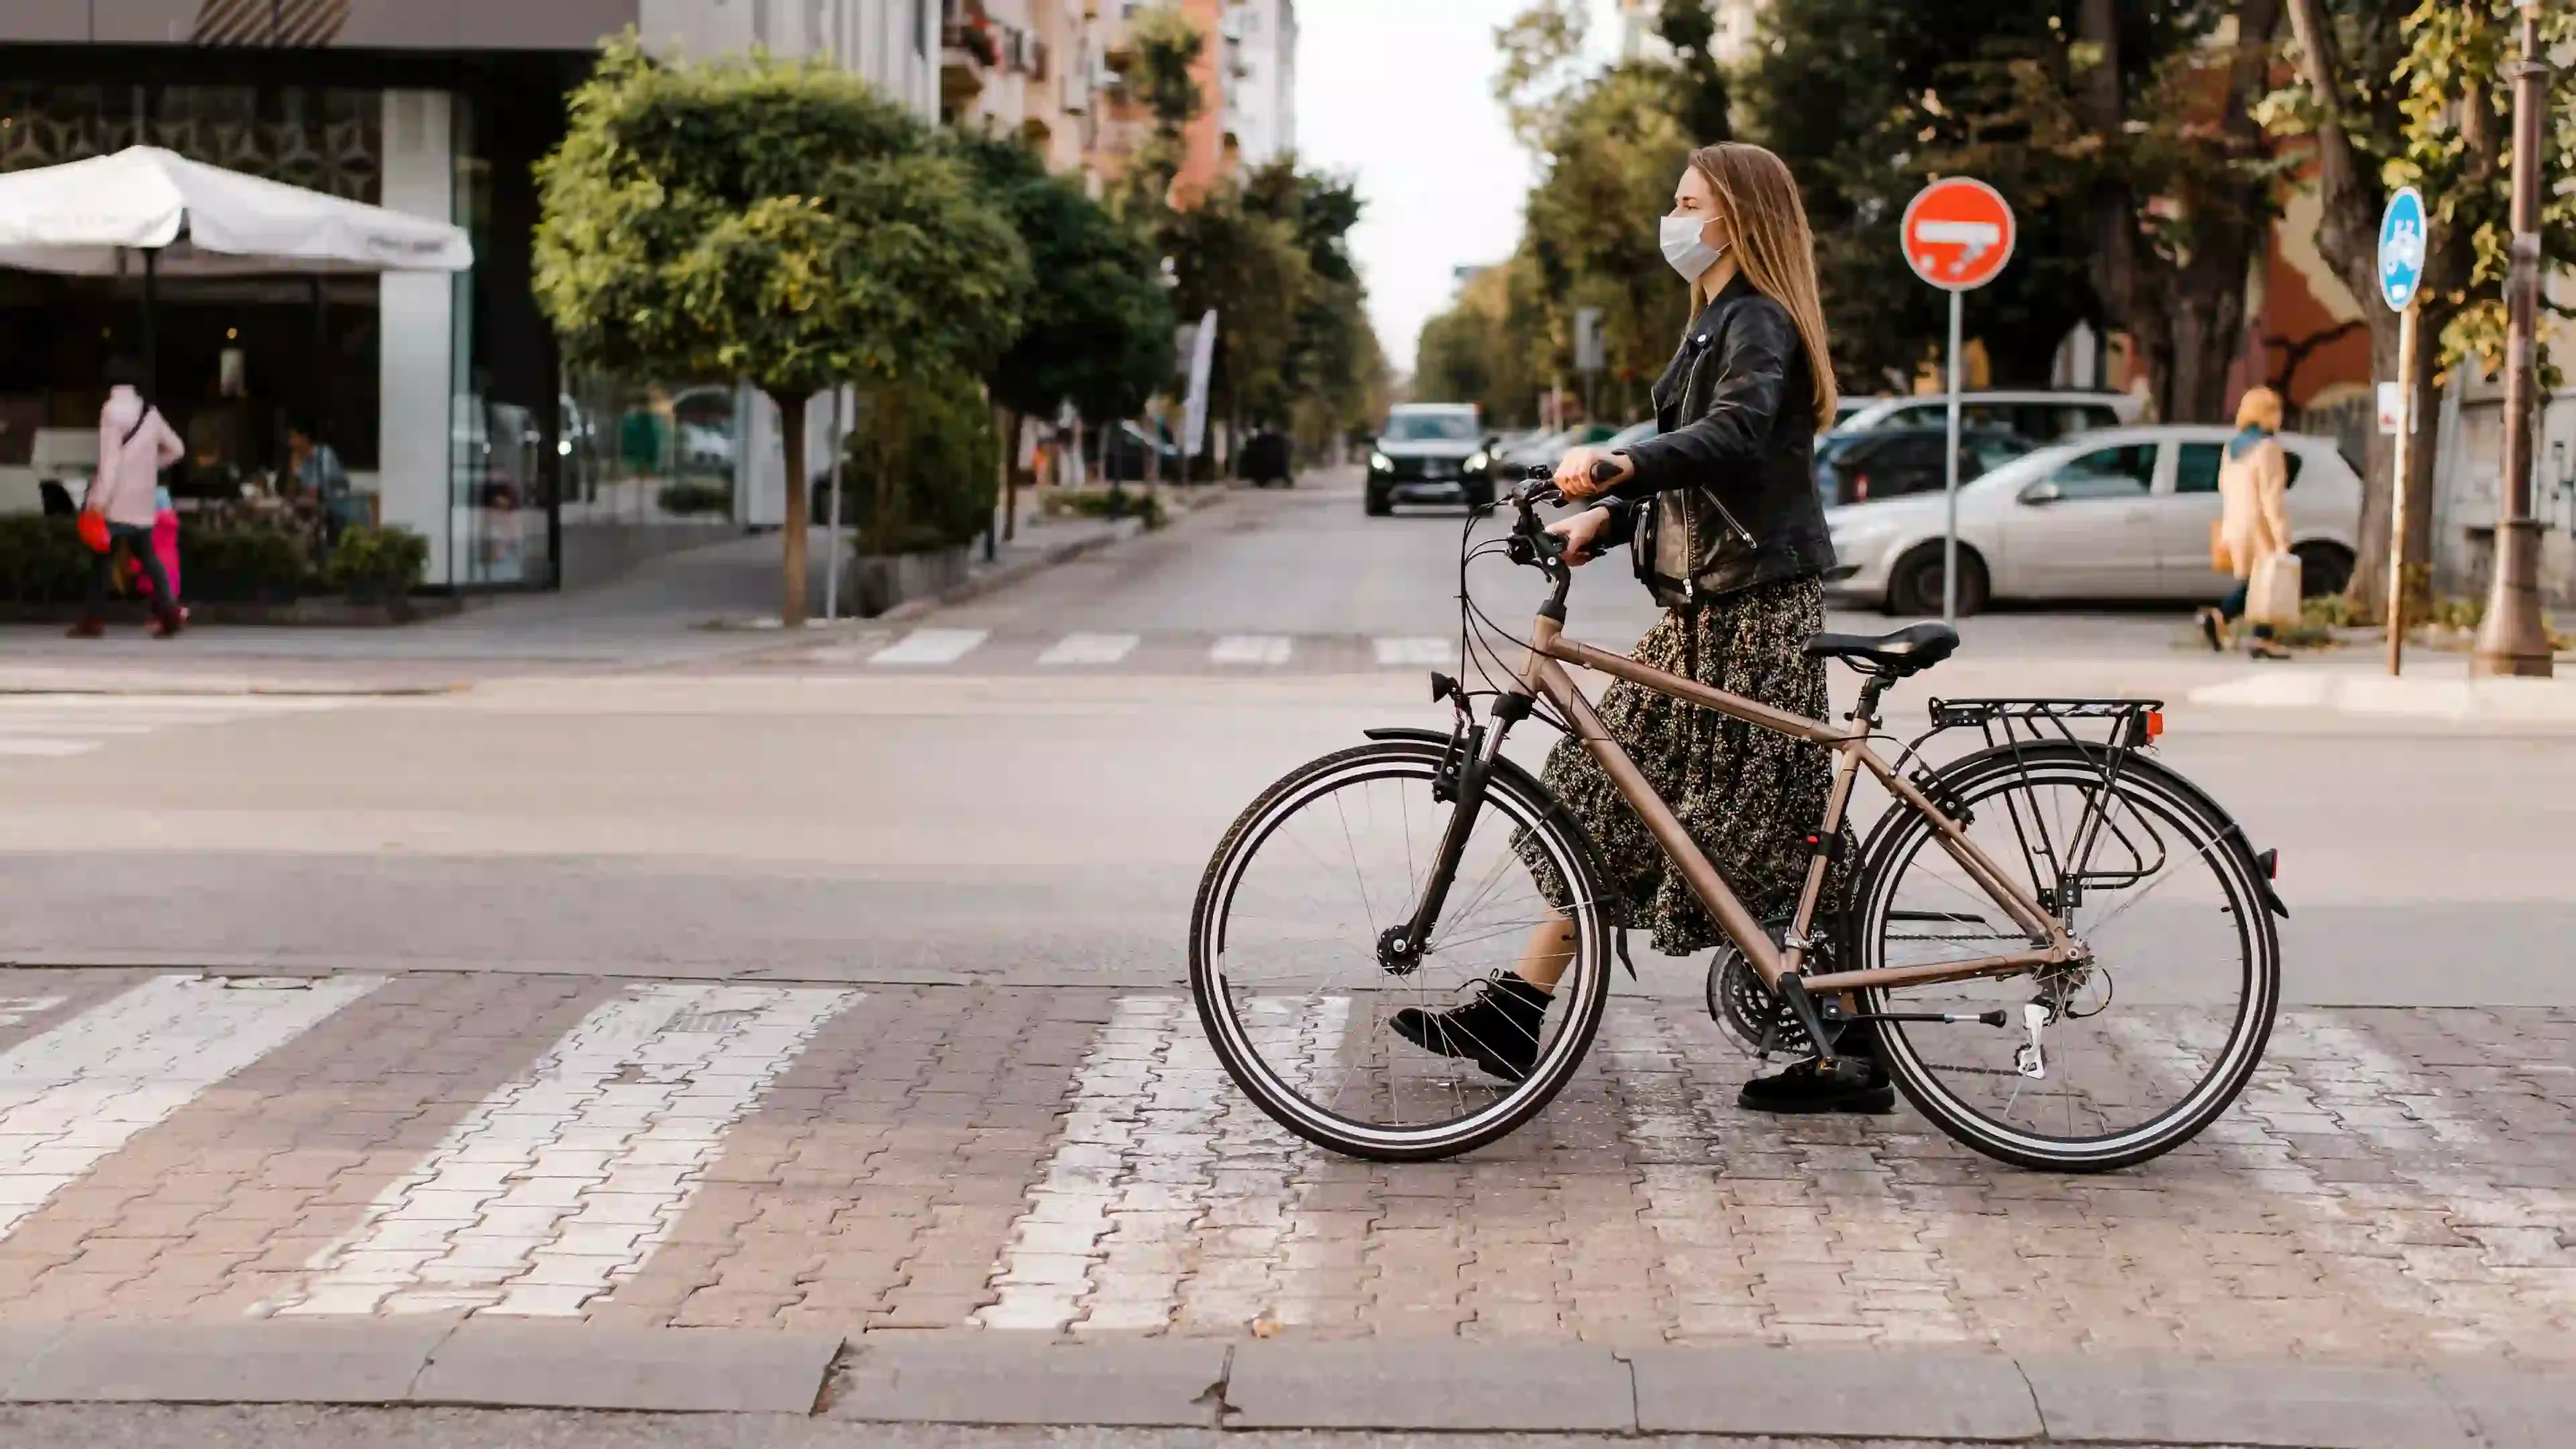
[286,411,358,542]
[69,358,185,639]
[2199,386,2292,660]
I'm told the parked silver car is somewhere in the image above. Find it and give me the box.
[1825,425,2363,614]
[1833,390,2145,445]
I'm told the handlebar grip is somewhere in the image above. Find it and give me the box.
[1590,459,1623,486]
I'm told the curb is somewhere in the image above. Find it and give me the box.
[2188,669,2576,722]
[875,515,1143,625]
[0,1324,2563,1444]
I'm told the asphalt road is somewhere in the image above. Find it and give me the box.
[0,470,2567,1008]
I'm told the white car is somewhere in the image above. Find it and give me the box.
[1833,390,2145,445]
[1825,425,2362,614]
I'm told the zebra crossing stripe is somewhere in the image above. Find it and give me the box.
[1373,637,1454,667]
[0,975,384,1242]
[0,740,101,758]
[272,983,856,1319]
[869,630,989,666]
[0,696,345,760]
[1038,633,1141,667]
[1210,635,1293,667]
[978,994,1348,1334]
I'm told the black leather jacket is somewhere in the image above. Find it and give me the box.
[1597,274,1835,608]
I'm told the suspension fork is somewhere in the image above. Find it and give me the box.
[1378,692,1536,974]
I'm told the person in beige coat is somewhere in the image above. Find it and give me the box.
[2199,386,2292,659]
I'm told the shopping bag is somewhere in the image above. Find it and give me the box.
[2248,550,2302,628]
[2208,519,2233,575]
[76,510,109,553]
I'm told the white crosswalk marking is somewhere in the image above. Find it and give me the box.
[0,694,343,759]
[272,983,856,1319]
[1373,636,1455,667]
[1037,633,1141,667]
[0,997,66,1029]
[869,629,989,666]
[1210,635,1293,667]
[979,994,1349,1334]
[0,975,383,1242]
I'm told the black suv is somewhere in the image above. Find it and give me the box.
[1366,405,1497,515]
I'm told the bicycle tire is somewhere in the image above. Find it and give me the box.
[1849,741,2279,1173]
[1188,740,1615,1162]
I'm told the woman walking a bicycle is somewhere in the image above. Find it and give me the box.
[1385,142,1890,1114]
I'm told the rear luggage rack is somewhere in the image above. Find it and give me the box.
[1927,698,2163,751]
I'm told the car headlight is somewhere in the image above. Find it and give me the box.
[1465,449,1490,473]
[1370,451,1393,472]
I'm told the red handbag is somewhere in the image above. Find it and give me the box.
[76,510,110,553]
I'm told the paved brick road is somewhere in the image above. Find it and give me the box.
[0,970,2567,1365]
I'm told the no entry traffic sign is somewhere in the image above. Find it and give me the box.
[1902,178,2016,292]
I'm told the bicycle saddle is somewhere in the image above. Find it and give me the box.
[1803,622,1960,676]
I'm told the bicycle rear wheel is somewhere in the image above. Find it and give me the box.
[1189,740,1613,1161]
[1850,743,2279,1172]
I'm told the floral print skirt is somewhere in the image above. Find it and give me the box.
[1522,575,1851,957]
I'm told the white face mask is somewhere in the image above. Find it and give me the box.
[1660,213,1728,282]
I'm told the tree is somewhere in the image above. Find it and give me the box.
[1653,0,1732,145]
[1943,0,2288,423]
[1161,189,1311,461]
[949,131,1175,529]
[1735,0,2100,394]
[2268,0,2576,616]
[1120,3,1207,207]
[1242,158,1385,452]
[534,40,1030,625]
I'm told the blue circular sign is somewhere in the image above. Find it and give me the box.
[2378,186,2427,312]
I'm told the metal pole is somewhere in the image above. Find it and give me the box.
[2473,0,2556,678]
[823,384,846,622]
[1943,287,1964,623]
[2387,303,2419,675]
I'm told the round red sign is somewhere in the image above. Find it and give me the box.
[1901,178,2016,292]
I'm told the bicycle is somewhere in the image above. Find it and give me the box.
[1189,470,2287,1171]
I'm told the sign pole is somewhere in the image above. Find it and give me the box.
[1943,288,1964,623]
[2385,305,2417,676]
[823,384,846,623]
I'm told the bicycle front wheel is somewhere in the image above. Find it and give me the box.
[1189,740,1613,1161]
[1851,743,2279,1172]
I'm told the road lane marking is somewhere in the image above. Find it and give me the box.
[869,629,990,666]
[0,997,66,1029]
[272,983,857,1319]
[1373,637,1455,667]
[979,994,1348,1334]
[1210,635,1293,667]
[0,975,384,1242]
[0,695,347,760]
[1038,633,1141,667]
[0,740,100,757]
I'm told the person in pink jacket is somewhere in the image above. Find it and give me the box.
[70,358,186,639]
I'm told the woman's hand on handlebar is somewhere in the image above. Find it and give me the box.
[1554,446,1635,500]
[1547,506,1613,567]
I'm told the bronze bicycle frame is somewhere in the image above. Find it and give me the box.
[1507,614,2081,998]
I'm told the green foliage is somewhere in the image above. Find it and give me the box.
[323,526,428,597]
[1238,158,1384,449]
[1524,64,1698,415]
[0,517,91,604]
[655,480,733,517]
[2263,1,2576,382]
[1735,0,2100,394]
[532,38,1032,400]
[949,131,1177,427]
[844,370,1002,556]
[185,525,313,603]
[1495,0,1593,150]
[1416,255,1552,427]
[1158,183,1312,435]
[1934,1,2288,420]
[1121,4,1207,201]
[1652,0,1732,144]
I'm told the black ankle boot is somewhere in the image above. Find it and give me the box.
[1389,973,1552,1083]
[1738,1054,1896,1114]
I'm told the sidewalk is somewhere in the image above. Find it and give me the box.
[0,495,1171,694]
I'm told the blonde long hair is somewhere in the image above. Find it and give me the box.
[1686,142,1839,431]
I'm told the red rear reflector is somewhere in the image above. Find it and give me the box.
[2145,710,2164,739]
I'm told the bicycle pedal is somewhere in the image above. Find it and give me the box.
[1820,1055,1876,1089]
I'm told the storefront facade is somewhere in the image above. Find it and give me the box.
[1,2,938,590]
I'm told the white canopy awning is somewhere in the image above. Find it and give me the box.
[0,146,473,277]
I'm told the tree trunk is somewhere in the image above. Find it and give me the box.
[1002,407,1021,543]
[779,390,808,629]
[2345,307,2440,623]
